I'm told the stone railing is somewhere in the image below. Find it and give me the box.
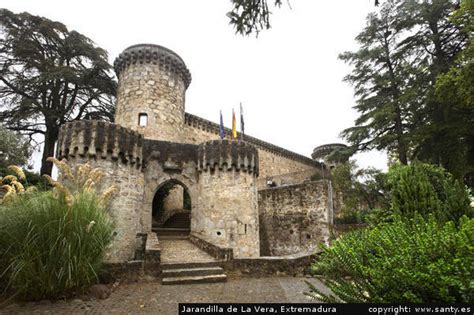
[189,234,234,261]
[227,252,320,276]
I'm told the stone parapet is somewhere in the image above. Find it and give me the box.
[57,120,144,169]
[114,44,191,89]
[197,139,259,175]
[189,234,234,261]
[225,252,319,277]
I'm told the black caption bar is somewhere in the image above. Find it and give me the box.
[179,303,473,315]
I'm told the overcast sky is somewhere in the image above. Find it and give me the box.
[3,0,388,171]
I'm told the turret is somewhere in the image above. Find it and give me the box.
[312,143,349,169]
[192,140,260,258]
[57,120,145,263]
[113,44,191,142]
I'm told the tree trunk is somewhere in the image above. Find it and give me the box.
[40,127,59,176]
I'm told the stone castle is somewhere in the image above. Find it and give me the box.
[56,44,345,275]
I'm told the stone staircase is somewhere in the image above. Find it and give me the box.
[161,261,227,285]
[158,238,227,285]
[153,212,191,240]
[154,227,190,240]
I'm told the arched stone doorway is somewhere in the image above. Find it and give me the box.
[152,179,191,237]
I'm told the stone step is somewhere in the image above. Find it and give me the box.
[162,274,227,285]
[161,261,222,270]
[157,235,189,240]
[154,228,190,236]
[162,266,224,278]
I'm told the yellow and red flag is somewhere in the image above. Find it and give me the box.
[232,108,237,139]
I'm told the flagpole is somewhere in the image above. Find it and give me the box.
[232,108,237,141]
[240,102,244,141]
[219,110,225,140]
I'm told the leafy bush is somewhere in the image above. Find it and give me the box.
[333,209,369,224]
[331,161,389,222]
[0,160,114,300]
[0,126,32,169]
[307,215,474,303]
[387,163,472,224]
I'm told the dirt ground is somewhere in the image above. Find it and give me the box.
[0,276,328,315]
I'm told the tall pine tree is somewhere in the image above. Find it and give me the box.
[342,0,472,184]
[340,0,422,164]
[401,0,469,178]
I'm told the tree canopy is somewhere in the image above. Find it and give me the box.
[228,0,283,36]
[228,0,382,36]
[0,125,31,170]
[341,0,473,184]
[0,9,116,175]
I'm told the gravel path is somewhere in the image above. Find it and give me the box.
[0,277,328,315]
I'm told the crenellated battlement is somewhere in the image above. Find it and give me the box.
[57,120,144,169]
[114,43,191,89]
[197,140,259,175]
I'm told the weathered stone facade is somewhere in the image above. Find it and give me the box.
[56,43,336,264]
[162,185,184,212]
[114,44,190,142]
[56,121,145,263]
[258,181,332,256]
[192,140,260,258]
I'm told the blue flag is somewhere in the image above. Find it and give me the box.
[240,103,244,136]
[219,110,225,139]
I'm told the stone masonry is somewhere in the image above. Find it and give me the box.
[114,44,190,142]
[56,121,145,263]
[258,181,332,256]
[193,140,260,258]
[56,43,338,264]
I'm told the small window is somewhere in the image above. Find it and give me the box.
[138,113,148,127]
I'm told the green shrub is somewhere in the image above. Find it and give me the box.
[307,215,474,303]
[331,161,389,225]
[0,190,113,300]
[334,209,369,224]
[383,162,472,224]
[0,160,114,300]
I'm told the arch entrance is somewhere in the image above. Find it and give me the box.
[152,179,191,238]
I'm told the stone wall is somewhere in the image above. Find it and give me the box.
[258,181,332,256]
[192,140,260,258]
[114,44,190,142]
[183,113,323,189]
[257,169,324,188]
[226,253,319,276]
[162,185,184,211]
[57,120,145,263]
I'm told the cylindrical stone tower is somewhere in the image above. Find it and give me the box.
[113,44,191,142]
[193,140,260,258]
[57,120,145,263]
[312,143,349,169]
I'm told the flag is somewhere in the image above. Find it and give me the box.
[232,108,237,139]
[219,110,225,139]
[240,103,245,137]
